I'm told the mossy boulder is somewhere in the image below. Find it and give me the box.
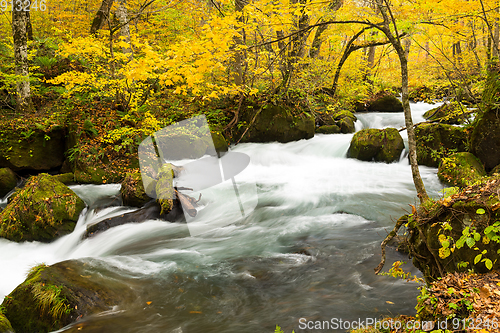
[316,125,341,134]
[366,92,403,112]
[0,168,17,198]
[406,176,500,282]
[120,172,150,207]
[0,174,85,242]
[347,128,404,163]
[423,101,472,124]
[438,152,486,187]
[0,313,14,333]
[0,127,66,171]
[238,104,314,143]
[414,122,468,167]
[316,109,357,133]
[470,109,500,172]
[1,260,136,333]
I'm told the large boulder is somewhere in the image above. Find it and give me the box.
[0,174,85,242]
[414,123,468,167]
[0,127,66,171]
[366,92,403,112]
[1,260,136,333]
[406,176,500,282]
[238,104,314,143]
[438,152,486,187]
[0,168,17,198]
[347,128,404,163]
[470,109,500,172]
[423,101,472,125]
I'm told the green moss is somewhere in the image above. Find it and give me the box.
[0,312,14,333]
[156,164,174,214]
[415,122,468,167]
[347,128,404,163]
[316,125,341,134]
[121,172,150,207]
[1,260,136,333]
[0,168,17,198]
[423,101,471,124]
[438,152,486,187]
[0,174,85,242]
[53,173,74,184]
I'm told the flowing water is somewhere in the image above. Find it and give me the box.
[0,103,446,333]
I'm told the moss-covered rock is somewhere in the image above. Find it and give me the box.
[317,109,357,134]
[414,122,468,167]
[347,128,404,163]
[470,109,500,172]
[0,168,17,198]
[406,176,500,282]
[209,131,228,155]
[53,173,74,185]
[316,125,341,134]
[238,104,314,143]
[367,92,403,112]
[1,260,136,333]
[423,101,472,124]
[0,174,85,242]
[0,127,66,171]
[438,152,486,187]
[0,313,14,333]
[120,172,150,207]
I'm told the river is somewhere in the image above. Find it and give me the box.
[0,103,445,332]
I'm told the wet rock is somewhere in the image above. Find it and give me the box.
[84,200,184,238]
[207,131,228,155]
[470,109,500,172]
[0,174,85,242]
[0,168,17,198]
[414,123,468,167]
[120,172,150,207]
[0,127,66,171]
[423,101,472,124]
[238,104,314,143]
[366,92,403,112]
[438,152,486,187]
[316,125,341,134]
[1,261,136,333]
[347,128,404,163]
[316,109,357,134]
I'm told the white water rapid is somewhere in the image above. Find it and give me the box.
[0,103,447,333]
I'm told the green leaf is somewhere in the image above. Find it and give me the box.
[474,254,482,264]
[485,259,493,270]
[476,208,486,215]
[466,237,476,248]
[474,232,481,242]
[485,226,494,234]
[442,240,450,248]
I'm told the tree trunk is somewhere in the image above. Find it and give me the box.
[232,0,245,86]
[375,0,429,203]
[91,0,114,35]
[309,0,343,58]
[115,0,133,61]
[12,6,32,113]
[25,11,33,41]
